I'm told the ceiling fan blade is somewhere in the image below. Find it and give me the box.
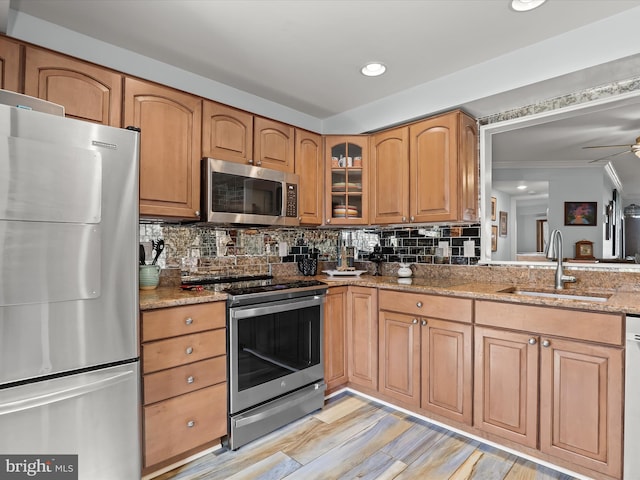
[583,144,634,149]
[588,149,632,163]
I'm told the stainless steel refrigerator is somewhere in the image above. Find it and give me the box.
[0,92,141,479]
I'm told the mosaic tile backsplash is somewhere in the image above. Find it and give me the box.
[139,223,482,277]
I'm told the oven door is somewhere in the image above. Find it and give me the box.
[228,294,324,414]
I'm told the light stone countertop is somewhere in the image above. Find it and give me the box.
[139,274,640,315]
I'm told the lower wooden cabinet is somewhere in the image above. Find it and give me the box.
[324,286,348,391]
[474,301,624,479]
[140,302,227,473]
[347,286,378,390]
[378,296,472,425]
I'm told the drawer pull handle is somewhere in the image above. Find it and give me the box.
[185,317,193,325]
[542,340,551,348]
[185,347,193,355]
[416,301,423,308]
[187,420,195,428]
[186,376,195,384]
[412,318,418,324]
[421,319,427,326]
[528,338,537,345]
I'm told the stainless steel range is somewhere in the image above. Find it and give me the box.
[183,276,327,450]
[226,278,327,449]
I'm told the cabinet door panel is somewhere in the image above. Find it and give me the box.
[202,101,253,164]
[124,77,202,219]
[25,47,122,126]
[0,36,21,92]
[409,114,458,222]
[254,116,294,172]
[370,127,409,224]
[295,129,323,225]
[474,326,538,448]
[379,310,420,406]
[458,113,478,221]
[347,287,377,389]
[540,337,622,477]
[422,319,472,424]
[324,287,348,391]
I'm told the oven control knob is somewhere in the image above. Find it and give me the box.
[185,347,193,355]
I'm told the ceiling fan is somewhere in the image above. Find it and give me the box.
[583,135,640,163]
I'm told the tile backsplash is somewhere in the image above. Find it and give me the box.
[139,223,481,277]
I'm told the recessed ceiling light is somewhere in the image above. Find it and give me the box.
[511,0,547,12]
[361,62,386,77]
[517,185,527,190]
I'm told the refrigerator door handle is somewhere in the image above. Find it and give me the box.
[0,369,134,416]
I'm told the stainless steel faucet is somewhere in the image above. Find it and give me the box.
[545,229,577,290]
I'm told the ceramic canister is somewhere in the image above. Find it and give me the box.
[139,264,161,290]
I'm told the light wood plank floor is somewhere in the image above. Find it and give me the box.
[155,392,581,480]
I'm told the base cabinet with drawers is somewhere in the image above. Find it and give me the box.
[140,302,227,474]
[378,289,473,425]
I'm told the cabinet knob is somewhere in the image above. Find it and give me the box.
[326,218,331,224]
[194,210,200,217]
[542,340,551,348]
[257,160,262,165]
[412,318,418,324]
[528,338,537,345]
[187,420,195,428]
[421,319,427,326]
[186,375,195,384]
[416,301,423,308]
[248,159,254,164]
[185,347,193,355]
[402,216,407,222]
[185,317,193,325]
[410,216,415,222]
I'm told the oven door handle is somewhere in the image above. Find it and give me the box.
[230,295,323,320]
[233,383,326,428]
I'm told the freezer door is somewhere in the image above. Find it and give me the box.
[0,362,141,479]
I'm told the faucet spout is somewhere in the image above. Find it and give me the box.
[545,229,576,290]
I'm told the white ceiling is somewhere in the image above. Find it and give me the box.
[8,0,640,201]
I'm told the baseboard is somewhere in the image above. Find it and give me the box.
[142,443,222,480]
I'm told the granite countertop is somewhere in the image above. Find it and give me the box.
[139,274,640,315]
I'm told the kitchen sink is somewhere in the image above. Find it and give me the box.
[498,287,610,302]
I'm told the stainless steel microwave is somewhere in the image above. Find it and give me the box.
[202,158,299,226]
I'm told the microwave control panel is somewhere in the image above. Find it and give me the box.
[285,183,298,217]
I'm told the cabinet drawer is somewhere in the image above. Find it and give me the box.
[143,329,226,373]
[143,383,226,468]
[475,300,624,345]
[379,289,472,322]
[141,302,225,342]
[143,356,226,405]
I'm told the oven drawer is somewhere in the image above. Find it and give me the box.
[143,355,226,405]
[143,383,227,468]
[141,301,226,342]
[142,329,226,373]
[379,289,472,322]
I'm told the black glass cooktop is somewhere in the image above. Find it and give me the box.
[180,275,326,296]
[224,279,326,297]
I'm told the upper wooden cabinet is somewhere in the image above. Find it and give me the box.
[124,77,202,220]
[409,110,478,223]
[254,116,295,172]
[325,135,369,225]
[202,101,253,164]
[24,47,122,127]
[0,36,21,92]
[295,129,324,225]
[370,126,409,224]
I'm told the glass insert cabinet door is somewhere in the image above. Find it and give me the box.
[325,136,369,225]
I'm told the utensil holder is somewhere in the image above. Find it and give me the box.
[297,258,317,276]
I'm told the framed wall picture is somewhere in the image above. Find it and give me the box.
[491,225,498,252]
[564,202,597,226]
[499,211,508,237]
[491,197,497,221]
